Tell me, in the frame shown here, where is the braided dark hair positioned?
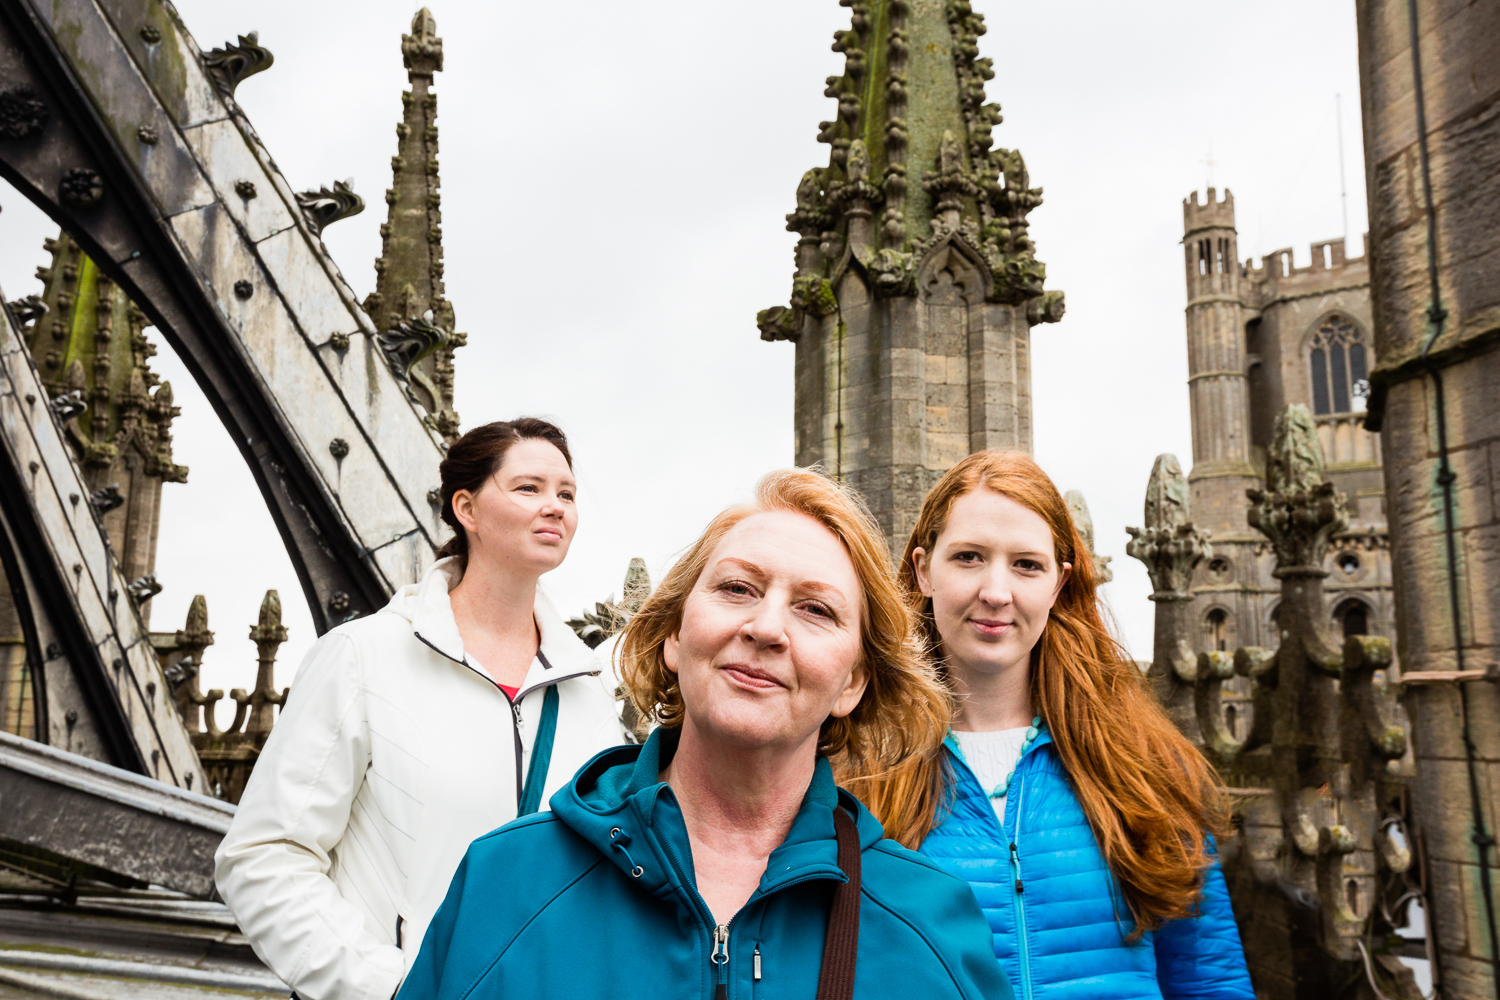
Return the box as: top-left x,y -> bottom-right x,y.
436,418 -> 573,570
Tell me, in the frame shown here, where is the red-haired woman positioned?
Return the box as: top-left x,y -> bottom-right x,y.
842,451 -> 1253,1000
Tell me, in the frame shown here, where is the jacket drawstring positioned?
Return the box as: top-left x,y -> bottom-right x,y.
610,827 -> 643,877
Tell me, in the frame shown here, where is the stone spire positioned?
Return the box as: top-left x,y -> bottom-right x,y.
757,0 -> 1065,553
365,7 -> 463,441
22,229 -> 186,625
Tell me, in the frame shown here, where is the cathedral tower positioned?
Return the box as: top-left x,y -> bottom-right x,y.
758,0 -> 1064,553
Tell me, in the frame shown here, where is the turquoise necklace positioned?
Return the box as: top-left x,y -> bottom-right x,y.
947,717 -> 1044,800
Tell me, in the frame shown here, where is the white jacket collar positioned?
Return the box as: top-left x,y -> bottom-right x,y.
385,557 -> 601,689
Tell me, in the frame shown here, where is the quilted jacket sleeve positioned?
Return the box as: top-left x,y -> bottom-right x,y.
1153,850 -> 1255,1000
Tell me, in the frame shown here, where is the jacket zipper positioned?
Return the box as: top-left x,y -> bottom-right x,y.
657,806 -> 848,998
415,630 -> 596,804
1009,767 -> 1034,1000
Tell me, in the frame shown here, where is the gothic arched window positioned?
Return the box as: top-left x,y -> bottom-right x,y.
1309,315 -> 1369,415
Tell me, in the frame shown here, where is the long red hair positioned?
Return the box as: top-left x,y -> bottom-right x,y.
839,451 -> 1228,935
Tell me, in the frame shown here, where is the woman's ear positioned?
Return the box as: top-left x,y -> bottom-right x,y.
451,488 -> 479,535
1053,561 -> 1073,602
829,659 -> 870,720
912,547 -> 933,597
663,634 -> 680,675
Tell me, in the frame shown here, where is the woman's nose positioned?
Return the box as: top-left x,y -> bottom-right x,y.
976,570 -> 1014,607
740,605 -> 789,649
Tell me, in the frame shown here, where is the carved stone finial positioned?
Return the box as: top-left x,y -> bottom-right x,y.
1064,489 -> 1112,584
921,130 -> 978,223
204,32 -> 275,100
89,484 -> 125,514
49,388 -> 87,422
250,589 -> 288,645
296,179 -> 365,237
621,557 -> 652,614
377,313 -> 450,386
1247,405 -> 1349,574
402,8 -> 444,77
6,294 -> 47,327
1125,454 -> 1212,599
127,573 -> 163,604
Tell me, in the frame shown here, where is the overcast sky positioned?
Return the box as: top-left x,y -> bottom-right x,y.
0,0 -> 1367,711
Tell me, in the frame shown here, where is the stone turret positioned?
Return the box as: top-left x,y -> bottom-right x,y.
758,0 -> 1064,553
365,7 -> 463,442
23,231 -> 186,618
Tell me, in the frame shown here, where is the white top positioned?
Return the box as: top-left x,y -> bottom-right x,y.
953,726 -> 1032,824
214,559 -> 627,1000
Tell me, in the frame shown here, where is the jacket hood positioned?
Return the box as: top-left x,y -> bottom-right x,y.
382,558 -> 601,693
551,728 -> 885,902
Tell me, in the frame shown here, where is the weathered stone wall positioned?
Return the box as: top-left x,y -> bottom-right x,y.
1357,0 -> 1500,993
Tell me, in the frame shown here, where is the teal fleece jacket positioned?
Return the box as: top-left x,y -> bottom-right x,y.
398,728 -> 1014,1000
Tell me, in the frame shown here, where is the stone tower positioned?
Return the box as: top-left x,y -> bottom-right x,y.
0,230 -> 187,736
364,7 -> 463,442
758,0 -> 1064,553
1180,189 -> 1389,666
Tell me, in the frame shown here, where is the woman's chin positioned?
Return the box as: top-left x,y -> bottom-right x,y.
685,703 -> 806,756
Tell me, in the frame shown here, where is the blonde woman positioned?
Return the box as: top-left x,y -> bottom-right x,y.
397,469 -> 1013,1000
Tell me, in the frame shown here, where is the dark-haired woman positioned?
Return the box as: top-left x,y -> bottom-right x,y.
216,418 -> 625,1000
842,451 -> 1253,1000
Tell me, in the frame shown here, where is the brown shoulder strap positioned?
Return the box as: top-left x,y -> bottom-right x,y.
816,806 -> 862,1000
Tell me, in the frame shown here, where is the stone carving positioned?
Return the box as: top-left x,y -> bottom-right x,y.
1126,454 -> 1212,739
203,32 -> 275,100
89,484 -> 125,515
234,179 -> 257,199
0,86 -> 48,139
1063,489 -> 1112,584
329,438 -> 349,460
368,10 -> 463,441
126,573 -> 162,604
1145,409 -> 1418,998
164,592 -> 290,803
295,179 -> 365,237
233,279 -> 253,300
138,24 -> 161,44
59,168 -> 103,208
6,294 -> 47,327
378,313 -> 450,387
568,558 -> 654,742
48,389 -> 87,422
136,125 -> 158,145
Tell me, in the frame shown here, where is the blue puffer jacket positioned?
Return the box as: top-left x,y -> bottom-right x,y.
398,728 -> 1014,1000
919,731 -> 1254,1000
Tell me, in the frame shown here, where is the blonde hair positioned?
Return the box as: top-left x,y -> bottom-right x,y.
842,451 -> 1228,936
618,469 -> 949,770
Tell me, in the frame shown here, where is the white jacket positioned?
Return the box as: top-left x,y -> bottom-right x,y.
214,560 -> 626,1000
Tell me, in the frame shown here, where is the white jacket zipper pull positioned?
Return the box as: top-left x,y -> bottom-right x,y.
511,698 -> 524,731
753,943 -> 761,980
